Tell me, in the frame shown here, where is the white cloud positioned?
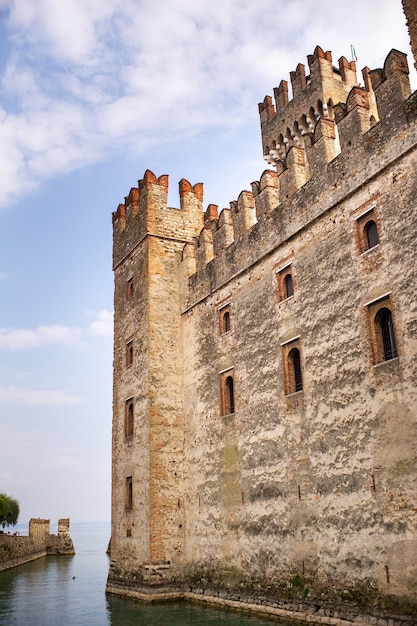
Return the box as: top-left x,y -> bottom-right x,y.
0,324 -> 82,350
7,0 -> 116,64
0,0 -> 414,209
0,386 -> 82,405
87,309 -> 113,337
0,309 -> 112,350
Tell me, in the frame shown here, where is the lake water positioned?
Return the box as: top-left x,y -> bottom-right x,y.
0,521 -> 287,626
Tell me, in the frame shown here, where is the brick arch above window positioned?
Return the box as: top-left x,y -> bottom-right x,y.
281,336 -> 303,395
365,294 -> 398,365
218,305 -> 231,334
276,261 -> 296,302
355,206 -> 380,254
219,368 -> 235,415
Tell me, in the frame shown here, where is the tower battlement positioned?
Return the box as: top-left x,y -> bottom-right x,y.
259,45 -> 362,163
180,48 -> 414,304
259,48 -> 410,171
112,169 -> 204,269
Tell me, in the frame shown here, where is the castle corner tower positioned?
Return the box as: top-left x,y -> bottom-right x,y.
108,171 -> 204,592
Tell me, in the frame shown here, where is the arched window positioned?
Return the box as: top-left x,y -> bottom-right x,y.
223,310 -> 231,333
219,304 -> 231,334
220,369 -> 235,415
356,208 -> 380,254
285,274 -> 294,298
126,340 -> 133,366
288,347 -> 303,393
225,376 -> 235,414
375,308 -> 397,361
285,346 -> 303,395
365,220 -> 379,249
277,262 -> 295,302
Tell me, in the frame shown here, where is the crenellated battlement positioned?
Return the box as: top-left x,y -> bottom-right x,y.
112,50 -> 412,278
180,48 -> 415,306
259,46 -> 364,166
112,169 -> 204,269
259,48 -> 411,174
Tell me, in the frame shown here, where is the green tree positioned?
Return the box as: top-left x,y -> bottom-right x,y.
0,493 -> 20,528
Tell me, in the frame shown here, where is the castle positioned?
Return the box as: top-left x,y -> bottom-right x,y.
107,3 -> 417,622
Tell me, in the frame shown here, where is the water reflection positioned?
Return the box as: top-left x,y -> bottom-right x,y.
0,556 -> 76,626
0,523 -> 289,626
106,596 -> 275,626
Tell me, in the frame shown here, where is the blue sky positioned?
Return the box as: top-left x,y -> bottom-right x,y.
0,0 -> 415,526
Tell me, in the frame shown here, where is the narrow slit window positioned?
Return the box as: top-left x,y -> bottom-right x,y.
285,274 -> 294,298
376,308 -> 397,361
126,341 -> 133,366
223,310 -> 231,333
126,477 -> 133,510
126,277 -> 134,300
220,369 -> 235,415
125,400 -> 134,438
282,339 -> 303,395
289,347 -> 303,392
225,376 -> 235,414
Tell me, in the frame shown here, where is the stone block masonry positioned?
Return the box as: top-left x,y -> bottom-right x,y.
108,3 -> 417,623
0,518 -> 75,572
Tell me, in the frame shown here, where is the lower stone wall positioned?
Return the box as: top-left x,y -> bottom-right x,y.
105,580 -> 417,626
0,530 -> 75,571
0,549 -> 47,572
185,587 -> 416,626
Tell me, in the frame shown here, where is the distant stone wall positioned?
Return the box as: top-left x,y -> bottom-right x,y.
58,518 -> 70,537
29,518 -> 50,541
0,518 -> 75,572
0,535 -> 47,571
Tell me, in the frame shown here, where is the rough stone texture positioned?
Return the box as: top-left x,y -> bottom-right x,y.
108,15 -> 417,625
0,518 -> 75,571
110,172 -> 204,585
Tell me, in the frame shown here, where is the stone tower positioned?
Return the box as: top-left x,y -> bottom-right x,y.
109,171 -> 203,589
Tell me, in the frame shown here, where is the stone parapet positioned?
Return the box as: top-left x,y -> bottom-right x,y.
0,518 -> 74,571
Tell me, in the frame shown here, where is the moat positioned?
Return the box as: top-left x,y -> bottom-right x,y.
0,522 -> 288,626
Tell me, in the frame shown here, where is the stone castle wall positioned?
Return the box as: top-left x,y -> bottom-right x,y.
0,518 -> 75,572
108,18 -> 417,625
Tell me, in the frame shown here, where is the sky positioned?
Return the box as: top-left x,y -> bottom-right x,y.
0,0 -> 415,527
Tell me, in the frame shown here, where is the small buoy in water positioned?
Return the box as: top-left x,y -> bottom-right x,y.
72,576 -> 75,579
